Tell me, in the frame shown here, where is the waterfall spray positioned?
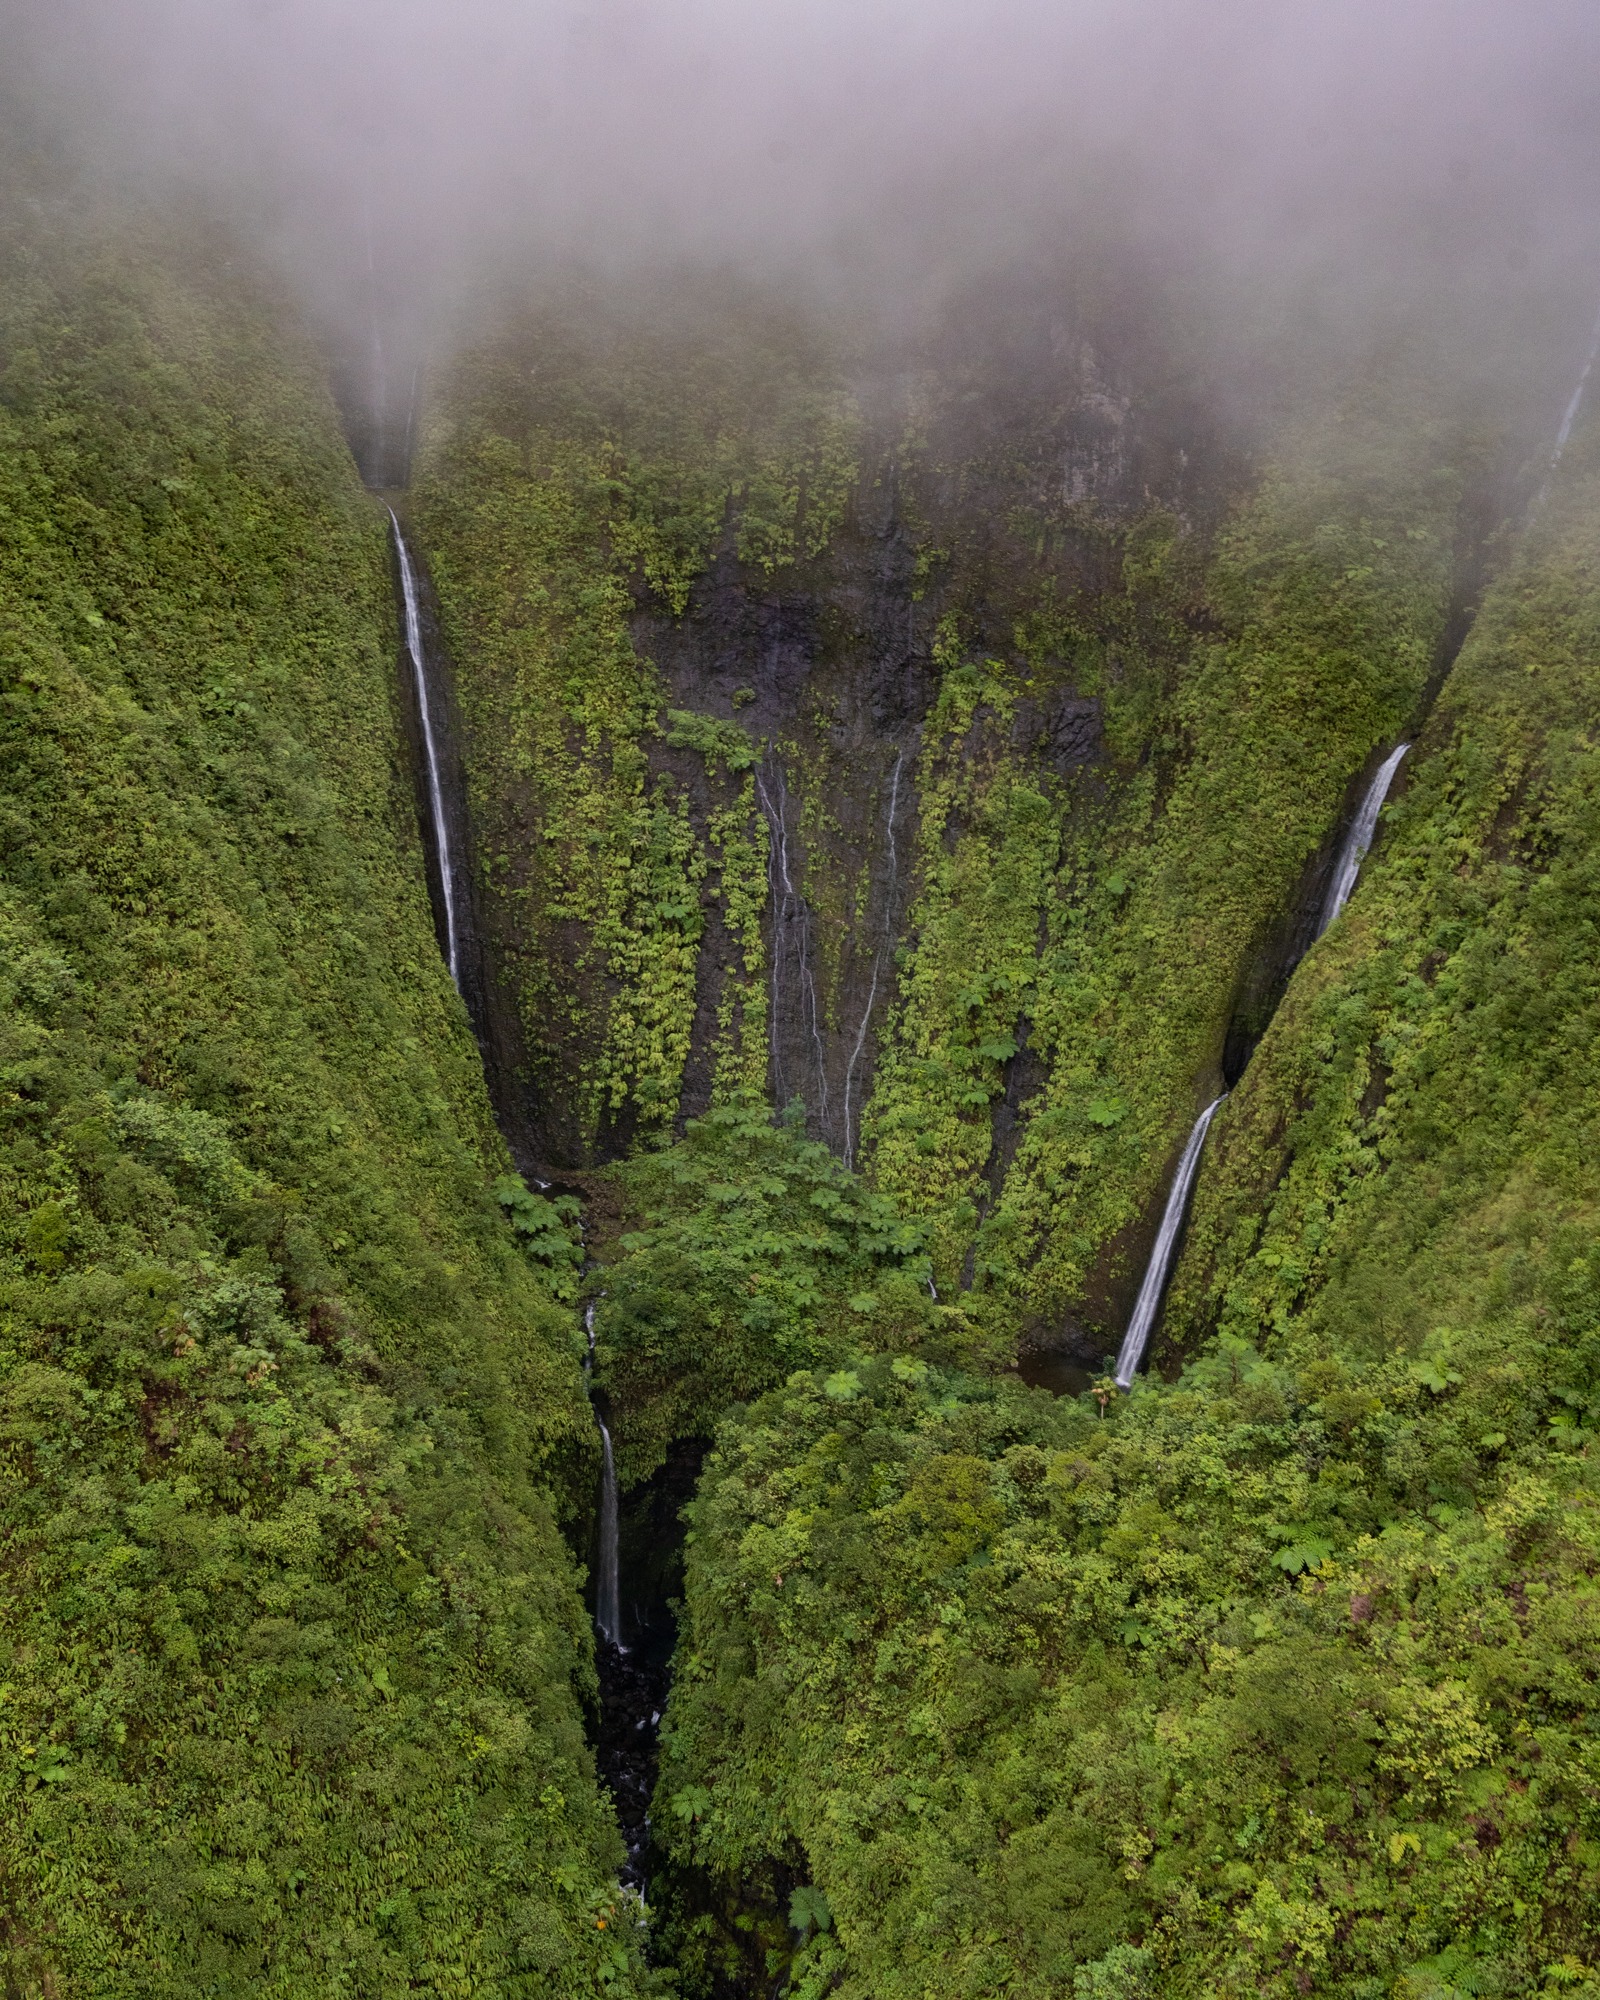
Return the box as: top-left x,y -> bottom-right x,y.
1317,743 -> 1409,938
1113,1096 -> 1226,1389
388,512 -> 460,987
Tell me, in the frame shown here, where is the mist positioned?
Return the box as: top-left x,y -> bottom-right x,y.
6,0 -> 1600,437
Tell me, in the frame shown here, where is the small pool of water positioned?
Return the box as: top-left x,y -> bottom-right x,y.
1014,1352 -> 1096,1399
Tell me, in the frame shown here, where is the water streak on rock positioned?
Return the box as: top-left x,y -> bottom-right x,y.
1113,1096 -> 1226,1389
1318,743 -> 1410,938
388,509 -> 460,985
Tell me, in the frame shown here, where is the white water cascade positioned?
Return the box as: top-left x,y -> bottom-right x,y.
756,759 -> 827,1122
595,1420 -> 622,1647
1550,303 -> 1600,475
584,1302 -> 623,1648
1113,1095 -> 1227,1389
841,748 -> 904,1164
1317,743 -> 1410,938
388,510 -> 461,986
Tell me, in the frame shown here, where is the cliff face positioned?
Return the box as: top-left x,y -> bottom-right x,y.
413,281 -> 1483,1371
649,410 -> 1600,2000
0,190 -> 642,1996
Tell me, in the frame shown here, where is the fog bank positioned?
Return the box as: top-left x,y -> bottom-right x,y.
6,1 -> 1600,431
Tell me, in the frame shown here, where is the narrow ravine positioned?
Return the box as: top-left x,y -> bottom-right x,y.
584,1300 -> 667,1892
1112,307 -> 1600,1386
374,485 -> 673,1900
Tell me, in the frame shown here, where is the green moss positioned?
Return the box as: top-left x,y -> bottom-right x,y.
0,195 -> 647,1995
411,291 -> 861,1156
654,402 -> 1600,2000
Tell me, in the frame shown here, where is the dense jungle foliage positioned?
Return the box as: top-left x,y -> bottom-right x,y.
8,152 -> 1600,2000
653,424 -> 1600,1995
0,189 -> 649,1996
412,293 -> 856,1161
413,292 -> 1479,1345
415,293 -> 1483,1482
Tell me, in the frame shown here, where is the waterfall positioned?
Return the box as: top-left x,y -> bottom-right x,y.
756,758 -> 827,1122
1112,1096 -> 1226,1389
584,1301 -> 624,1649
388,510 -> 461,987
1550,301 -> 1600,473
1317,743 -> 1409,938
1531,298 -> 1600,513
841,748 -> 904,1164
595,1419 -> 622,1647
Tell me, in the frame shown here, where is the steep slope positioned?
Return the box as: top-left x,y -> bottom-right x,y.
414,287 -> 1491,1506
0,192 -> 646,1995
651,416 -> 1600,1995
410,274 -> 1223,1195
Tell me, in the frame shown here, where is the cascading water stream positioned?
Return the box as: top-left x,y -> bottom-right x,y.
584,1302 -> 623,1649
1112,1096 -> 1226,1389
1548,301 -> 1600,477
1317,742 -> 1410,938
841,748 -> 904,1164
757,757 -> 828,1123
1117,750 -> 1403,1382
595,1423 -> 622,1648
388,510 -> 461,987
1112,298 -> 1600,1391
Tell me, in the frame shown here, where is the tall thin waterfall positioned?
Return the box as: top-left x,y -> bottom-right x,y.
1530,299 -> 1600,514
388,510 -> 460,986
841,748 -> 904,1164
756,758 -> 827,1122
1550,302 -> 1600,476
1318,743 -> 1409,938
595,1421 -> 622,1647
1113,1096 -> 1226,1389
584,1302 -> 623,1648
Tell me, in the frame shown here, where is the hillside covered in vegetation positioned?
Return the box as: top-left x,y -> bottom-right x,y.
7,150 -> 1600,2000
0,186 -> 646,1995
646,429 -> 1600,1999
408,281 -> 1600,2000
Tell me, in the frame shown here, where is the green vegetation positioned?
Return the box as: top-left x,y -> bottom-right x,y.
7,166 -> 1594,2000
412,291 -> 855,1156
417,286 -> 1478,1360
0,195 -> 647,1994
654,420 -> 1600,1993
871,402 -> 1466,1329
589,1094 -> 982,1488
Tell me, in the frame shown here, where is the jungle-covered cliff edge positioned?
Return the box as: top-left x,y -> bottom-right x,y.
0,166 -> 648,1993
5,138 -> 1600,2000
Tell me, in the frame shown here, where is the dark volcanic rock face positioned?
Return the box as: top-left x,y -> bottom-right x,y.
624,320 -> 1225,1157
